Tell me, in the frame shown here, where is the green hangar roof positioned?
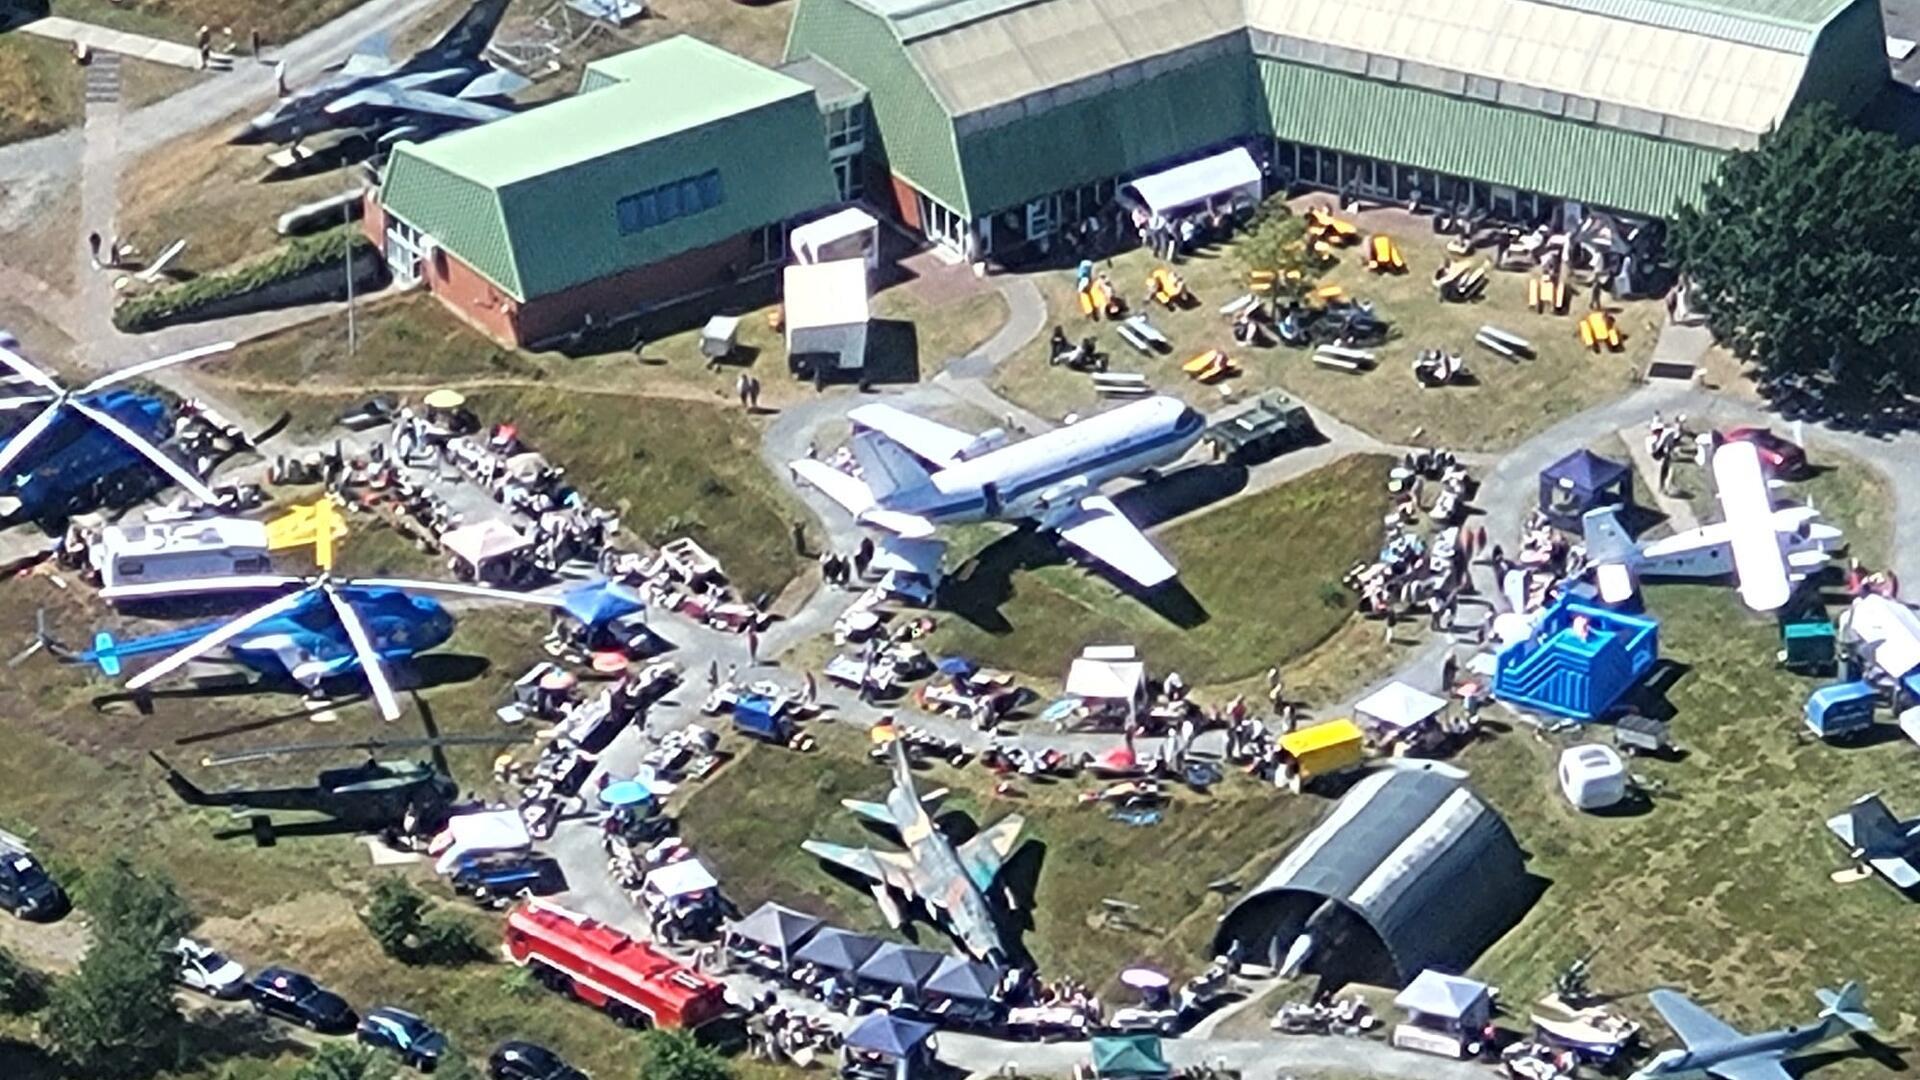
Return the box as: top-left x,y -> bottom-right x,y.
379,36 -> 837,302
786,0 -> 1884,219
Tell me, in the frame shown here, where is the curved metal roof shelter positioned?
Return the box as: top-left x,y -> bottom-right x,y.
1214,768 -> 1534,987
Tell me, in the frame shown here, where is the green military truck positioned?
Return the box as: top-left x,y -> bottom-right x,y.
1204,391 -> 1315,463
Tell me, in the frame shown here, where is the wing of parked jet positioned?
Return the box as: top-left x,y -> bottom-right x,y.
801,840 -> 915,888
324,85 -> 512,124
1054,495 -> 1176,587
456,68 -> 532,100
1702,1059 -> 1795,1080
338,32 -> 393,75
1712,440 -> 1792,612
955,815 -> 1025,890
1650,989 -> 1742,1047
849,404 -> 972,468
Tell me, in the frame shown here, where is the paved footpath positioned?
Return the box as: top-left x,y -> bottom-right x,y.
18,16 -> 214,69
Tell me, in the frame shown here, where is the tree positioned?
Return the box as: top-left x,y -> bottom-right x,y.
1235,204 -> 1321,298
414,910 -> 484,966
1671,103 -> 1920,396
360,877 -> 426,960
635,1029 -> 731,1080
44,933 -> 181,1077
293,1043 -> 398,1080
43,856 -> 194,1077
0,944 -> 47,1015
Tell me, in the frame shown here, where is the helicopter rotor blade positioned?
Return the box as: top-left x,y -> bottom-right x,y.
325,585 -> 403,722
68,398 -> 222,504
0,402 -> 65,477
0,394 -> 56,412
349,578 -> 567,607
101,574 -> 307,603
77,341 -> 236,395
0,338 -> 63,394
126,587 -> 315,691
200,732 -> 534,768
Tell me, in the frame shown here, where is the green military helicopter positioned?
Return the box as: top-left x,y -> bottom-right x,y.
150,731 -> 529,845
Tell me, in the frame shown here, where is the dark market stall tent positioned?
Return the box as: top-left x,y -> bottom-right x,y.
1538,448 -> 1633,530
794,927 -> 883,974
857,943 -> 946,1001
726,901 -> 823,965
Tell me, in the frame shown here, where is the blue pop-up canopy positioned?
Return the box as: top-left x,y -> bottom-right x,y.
561,581 -> 645,626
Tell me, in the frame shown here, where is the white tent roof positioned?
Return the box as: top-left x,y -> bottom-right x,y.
784,259 -> 870,332
1066,657 -> 1146,700
1846,595 -> 1920,679
646,857 -> 720,898
1124,147 -> 1261,217
1394,969 -> 1490,1020
791,207 -> 879,259
442,519 -> 531,566
1355,681 -> 1447,730
429,809 -> 532,874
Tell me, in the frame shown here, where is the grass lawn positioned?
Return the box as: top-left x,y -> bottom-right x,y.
922,453 -> 1391,687
1466,582 -> 1920,1049
51,0 -> 371,45
678,722 -> 1326,993
992,199 -> 1660,450
206,297 -> 820,599
0,33 -> 82,146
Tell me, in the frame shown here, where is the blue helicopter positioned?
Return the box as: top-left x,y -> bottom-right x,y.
83,572 -> 566,720
0,332 -> 234,523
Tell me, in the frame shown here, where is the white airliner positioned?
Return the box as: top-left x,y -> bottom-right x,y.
791,396 -> 1206,587
1583,439 -> 1843,612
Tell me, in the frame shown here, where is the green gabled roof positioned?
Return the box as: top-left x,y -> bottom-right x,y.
1257,59 -> 1728,219
380,36 -> 836,301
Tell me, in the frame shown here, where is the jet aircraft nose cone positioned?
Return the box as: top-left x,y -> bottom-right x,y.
228,123 -> 264,144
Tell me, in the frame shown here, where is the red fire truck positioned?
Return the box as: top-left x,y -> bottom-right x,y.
504,900 -> 728,1029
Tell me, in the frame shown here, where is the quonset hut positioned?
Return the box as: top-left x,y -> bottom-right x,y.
1214,768 -> 1534,988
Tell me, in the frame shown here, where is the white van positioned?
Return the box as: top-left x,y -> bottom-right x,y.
92,517 -> 273,592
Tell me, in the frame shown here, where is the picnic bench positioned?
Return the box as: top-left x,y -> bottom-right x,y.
1092,372 -> 1150,397
1114,321 -> 1152,354
1183,350 -> 1236,383
1118,314 -> 1169,354
1475,325 -> 1533,359
1314,345 -> 1375,372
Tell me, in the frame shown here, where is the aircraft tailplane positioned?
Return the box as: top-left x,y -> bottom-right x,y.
147,753 -> 216,806
428,0 -> 512,60
1581,505 -> 1638,565
851,431 -> 935,503
1816,981 -> 1874,1034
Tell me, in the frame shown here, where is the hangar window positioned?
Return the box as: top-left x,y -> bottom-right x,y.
615,170 -> 726,234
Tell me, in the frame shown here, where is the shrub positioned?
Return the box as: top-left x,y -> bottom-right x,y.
360,877 -> 426,960
0,944 -> 47,1014
416,910 -> 486,966
114,229 -> 374,333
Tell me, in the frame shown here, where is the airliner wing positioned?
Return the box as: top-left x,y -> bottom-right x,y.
849,404 -> 972,468
1054,495 -> 1176,587
791,459 -> 875,516
1712,441 -> 1791,611
1649,989 -> 1741,1048
1704,1058 -> 1794,1080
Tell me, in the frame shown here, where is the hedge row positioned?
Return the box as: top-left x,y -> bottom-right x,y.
114,228 -> 372,333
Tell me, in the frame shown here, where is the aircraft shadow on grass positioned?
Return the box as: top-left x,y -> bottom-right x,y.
93,652 -> 492,725
936,460 -> 1244,635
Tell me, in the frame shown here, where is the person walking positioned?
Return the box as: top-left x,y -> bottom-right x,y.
746,628 -> 760,665
736,372 -> 751,409
87,232 -> 102,270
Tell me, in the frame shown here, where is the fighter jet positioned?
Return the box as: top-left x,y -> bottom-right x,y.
802,738 -> 1025,963
231,0 -> 526,147
1827,793 -> 1920,893
1633,982 -> 1874,1080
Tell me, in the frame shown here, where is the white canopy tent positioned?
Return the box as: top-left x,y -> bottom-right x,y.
1122,147 -> 1262,219
1066,645 -> 1147,705
429,809 -> 532,874
784,258 -> 870,371
1394,970 -> 1492,1027
791,207 -> 881,269
1842,594 -> 1920,679
1355,681 -> 1447,732
645,858 -> 720,900
441,520 -> 531,570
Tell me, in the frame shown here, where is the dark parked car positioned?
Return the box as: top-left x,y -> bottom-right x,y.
489,1040 -> 587,1080
245,967 -> 356,1033
1718,426 -> 1808,478
0,833 -> 68,921
358,1006 -> 449,1071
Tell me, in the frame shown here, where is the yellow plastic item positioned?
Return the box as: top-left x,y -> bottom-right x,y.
1367,235 -> 1404,272
266,497 -> 349,569
1278,718 -> 1367,778
1182,349 -> 1234,382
